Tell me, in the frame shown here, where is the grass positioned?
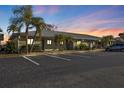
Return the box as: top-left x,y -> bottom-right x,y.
0,54 -> 20,58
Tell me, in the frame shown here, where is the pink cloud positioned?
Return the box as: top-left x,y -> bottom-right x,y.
90,28 -> 124,37
48,6 -> 59,15
65,28 -> 124,37
90,18 -> 124,26
56,6 -> 118,27
58,17 -> 124,35
33,6 -> 124,37
34,6 -> 59,15
56,6 -> 124,38
33,6 -> 46,15
83,6 -> 118,19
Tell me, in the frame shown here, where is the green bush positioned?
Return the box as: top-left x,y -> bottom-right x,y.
20,45 -> 40,52
5,41 -> 17,53
32,45 -> 40,52
20,45 -> 26,52
79,44 -> 89,50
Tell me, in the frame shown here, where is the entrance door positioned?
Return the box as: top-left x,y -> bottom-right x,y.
66,41 -> 73,50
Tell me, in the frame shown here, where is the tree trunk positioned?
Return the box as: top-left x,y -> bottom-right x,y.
30,30 -> 38,53
39,30 -> 42,51
25,26 -> 29,55
57,42 -> 60,51
17,35 -> 20,54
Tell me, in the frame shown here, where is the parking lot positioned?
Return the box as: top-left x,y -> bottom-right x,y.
0,51 -> 124,87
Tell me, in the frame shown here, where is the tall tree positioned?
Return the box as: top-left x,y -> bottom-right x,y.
65,36 -> 73,43
119,33 -> 124,40
30,17 -> 44,52
7,24 -> 18,34
11,5 -> 33,54
54,34 -> 66,50
101,35 -> 114,47
65,36 -> 73,50
7,23 -> 23,53
30,17 -> 54,52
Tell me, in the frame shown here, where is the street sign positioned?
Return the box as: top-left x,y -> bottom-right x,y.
0,34 -> 4,41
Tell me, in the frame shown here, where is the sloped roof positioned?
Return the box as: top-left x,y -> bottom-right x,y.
29,30 -> 100,41
10,30 -> 100,41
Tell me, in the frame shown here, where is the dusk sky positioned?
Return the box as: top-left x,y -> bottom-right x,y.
0,5 -> 124,39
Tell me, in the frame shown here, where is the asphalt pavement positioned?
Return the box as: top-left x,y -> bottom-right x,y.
0,51 -> 124,87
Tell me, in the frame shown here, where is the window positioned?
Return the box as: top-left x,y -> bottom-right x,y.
60,41 -> 64,45
76,41 -> 81,45
28,39 -> 33,45
47,40 -> 52,45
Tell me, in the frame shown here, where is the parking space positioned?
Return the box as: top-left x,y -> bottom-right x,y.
0,51 -> 124,87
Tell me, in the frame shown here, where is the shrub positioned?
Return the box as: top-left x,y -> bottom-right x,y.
20,45 -> 40,52
32,45 -> 40,52
79,44 -> 89,50
5,41 -> 17,54
20,45 -> 26,53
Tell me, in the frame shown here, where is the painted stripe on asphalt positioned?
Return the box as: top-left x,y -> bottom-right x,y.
44,54 -> 71,61
22,56 -> 40,66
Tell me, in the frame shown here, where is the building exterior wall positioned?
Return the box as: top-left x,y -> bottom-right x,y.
73,40 -> 91,49
11,35 -> 99,51
43,37 -> 66,51
19,41 -> 26,46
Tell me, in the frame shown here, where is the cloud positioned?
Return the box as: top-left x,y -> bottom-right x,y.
33,6 -> 46,15
58,17 -> 124,33
33,5 -> 59,15
48,6 -> 59,15
64,28 -> 124,37
81,28 -> 124,37
56,6 -> 118,27
55,6 -> 124,37
81,6 -> 118,19
62,17 -> 124,37
33,6 -> 124,37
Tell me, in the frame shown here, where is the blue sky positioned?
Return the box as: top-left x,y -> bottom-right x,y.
0,5 -> 124,37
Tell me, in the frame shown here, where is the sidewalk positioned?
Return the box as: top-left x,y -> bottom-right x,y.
0,49 -> 105,58
26,49 -> 105,56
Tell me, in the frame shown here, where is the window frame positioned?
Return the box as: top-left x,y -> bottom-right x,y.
47,40 -> 52,45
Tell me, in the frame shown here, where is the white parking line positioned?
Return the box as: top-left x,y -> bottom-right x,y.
22,56 -> 40,66
44,54 -> 71,61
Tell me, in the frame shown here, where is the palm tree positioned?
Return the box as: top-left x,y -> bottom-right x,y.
11,5 -> 33,54
29,17 -> 44,52
65,36 -> 73,43
119,33 -> 124,40
7,24 -> 18,34
101,35 -> 114,47
54,34 -> 66,50
29,17 -> 54,52
7,24 -> 22,53
65,36 -> 73,50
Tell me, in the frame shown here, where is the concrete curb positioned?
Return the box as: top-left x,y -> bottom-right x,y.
0,49 -> 105,58
25,49 -> 105,56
